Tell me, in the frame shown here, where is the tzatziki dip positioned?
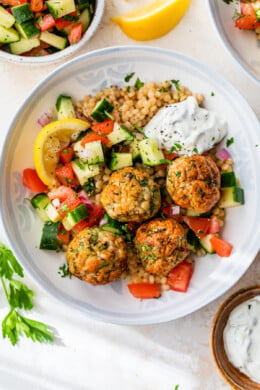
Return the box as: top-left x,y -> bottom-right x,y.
223,295 -> 260,384
143,96 -> 227,155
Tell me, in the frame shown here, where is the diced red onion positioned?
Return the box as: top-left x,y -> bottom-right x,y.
170,205 -> 180,216
37,111 -> 52,127
6,7 -> 12,13
78,190 -> 93,208
75,110 -> 88,121
216,148 -> 231,161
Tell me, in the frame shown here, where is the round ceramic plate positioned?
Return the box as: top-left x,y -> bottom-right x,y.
207,0 -> 260,84
1,46 -> 260,325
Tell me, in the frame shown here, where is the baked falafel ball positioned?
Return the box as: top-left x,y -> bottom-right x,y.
66,227 -> 127,285
135,218 -> 189,275
166,155 -> 220,214
100,167 -> 161,223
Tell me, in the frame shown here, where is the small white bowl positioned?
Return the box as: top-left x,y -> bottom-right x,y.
0,0 -> 105,65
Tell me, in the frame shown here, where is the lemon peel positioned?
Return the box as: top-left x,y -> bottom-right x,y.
33,118 -> 89,187
111,0 -> 191,41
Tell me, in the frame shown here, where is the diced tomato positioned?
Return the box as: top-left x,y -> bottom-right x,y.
68,23 -> 82,45
128,283 -> 161,299
183,216 -> 211,238
57,224 -> 70,246
91,118 -> 115,135
163,150 -> 178,161
22,168 -> 48,192
81,132 -> 110,147
208,216 -> 220,234
59,146 -> 74,164
2,0 -> 27,5
210,236 -> 233,257
37,14 -> 56,31
168,261 -> 193,293
30,0 -> 44,12
71,219 -> 89,236
84,204 -> 104,227
55,163 -> 78,188
235,4 -> 260,29
55,18 -> 73,30
48,186 -> 82,218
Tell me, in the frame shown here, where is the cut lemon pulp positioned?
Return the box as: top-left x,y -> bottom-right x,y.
111,0 -> 191,41
33,118 -> 89,187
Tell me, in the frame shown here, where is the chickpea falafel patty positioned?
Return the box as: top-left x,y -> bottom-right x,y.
166,155 -> 221,214
135,218 -> 189,276
66,228 -> 127,285
100,167 -> 161,223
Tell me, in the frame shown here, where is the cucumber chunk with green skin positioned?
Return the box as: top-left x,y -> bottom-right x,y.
0,6 -> 15,28
107,123 -> 134,146
12,4 -> 34,24
0,25 -> 19,43
16,20 -> 40,39
46,0 -> 76,19
218,187 -> 245,208
40,221 -> 59,250
108,151 -> 133,171
221,172 -> 236,188
130,137 -> 142,160
187,229 -> 200,252
44,203 -> 62,222
91,99 -> 114,122
40,31 -> 67,50
56,95 -> 76,120
71,158 -> 100,185
75,0 -> 91,11
185,209 -> 211,217
74,140 -> 105,165
9,37 -> 40,55
62,204 -> 89,231
30,193 -> 50,221
79,7 -> 91,31
139,138 -> 165,166
101,214 -> 123,235
199,234 -> 215,254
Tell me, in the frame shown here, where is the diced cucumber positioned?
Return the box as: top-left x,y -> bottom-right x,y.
79,7 -> 91,31
56,94 -> 75,120
199,234 -> 216,254
45,202 -> 62,222
75,0 -> 91,11
187,229 -> 200,252
30,193 -> 50,222
12,4 -> 34,24
108,152 -> 133,171
101,214 -> 123,235
218,187 -> 245,208
73,140 -> 104,164
90,98 -> 114,122
15,20 -> 40,39
40,221 -> 59,250
40,31 -> 67,50
46,0 -> 76,19
107,123 -> 134,146
130,137 -> 142,160
9,37 -> 40,54
71,158 -> 100,185
221,172 -> 236,188
0,25 -> 19,44
139,138 -> 165,166
0,6 -> 15,28
62,204 -> 89,230
185,209 -> 210,217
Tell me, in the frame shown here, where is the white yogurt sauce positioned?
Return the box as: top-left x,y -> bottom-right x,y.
144,96 -> 227,155
223,295 -> 260,384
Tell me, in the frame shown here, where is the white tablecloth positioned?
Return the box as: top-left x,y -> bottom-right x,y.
0,1 -> 259,389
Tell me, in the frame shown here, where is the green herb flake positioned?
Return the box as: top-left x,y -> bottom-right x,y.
58,264 -> 71,278
211,91 -> 215,96
171,79 -> 180,91
98,262 -> 110,269
83,177 -> 95,197
193,147 -> 199,153
61,204 -> 70,212
124,72 -> 135,82
134,78 -> 144,90
175,171 -> 181,177
126,86 -> 131,93
226,137 -> 234,147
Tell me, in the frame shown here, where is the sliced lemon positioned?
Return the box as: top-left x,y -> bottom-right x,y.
111,0 -> 191,41
33,118 -> 89,187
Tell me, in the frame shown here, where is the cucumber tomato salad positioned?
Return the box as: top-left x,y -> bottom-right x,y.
22,90 -> 245,299
233,0 -> 260,38
0,0 -> 94,56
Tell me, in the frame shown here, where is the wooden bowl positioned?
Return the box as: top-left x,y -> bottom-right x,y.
211,285 -> 260,390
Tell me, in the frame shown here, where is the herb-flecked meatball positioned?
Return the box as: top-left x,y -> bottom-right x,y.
100,167 -> 161,223
66,228 -> 127,285
166,155 -> 220,214
135,218 -> 189,275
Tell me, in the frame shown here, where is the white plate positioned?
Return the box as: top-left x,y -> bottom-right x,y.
207,0 -> 260,83
1,46 -> 260,325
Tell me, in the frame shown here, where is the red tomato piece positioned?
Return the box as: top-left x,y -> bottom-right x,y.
91,118 -> 115,135
30,0 -> 44,12
68,23 -> 83,45
168,261 -> 193,293
55,18 -> 73,30
38,14 -> 56,31
71,219 -> 89,236
55,163 -> 78,188
210,236 -> 233,257
59,146 -> 74,164
128,283 -> 161,299
48,186 -> 81,218
85,204 -> 104,227
183,216 -> 211,238
2,0 -> 27,5
81,132 -> 110,147
57,224 -> 70,246
163,149 -> 178,161
208,216 -> 220,234
22,168 -> 48,192
235,4 -> 260,29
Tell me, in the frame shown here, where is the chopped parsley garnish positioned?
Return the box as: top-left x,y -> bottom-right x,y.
166,143 -> 182,154
124,72 -> 135,82
248,304 -> 252,310
175,171 -> 181,177
134,78 -> 144,90
104,110 -> 115,121
171,79 -> 180,91
58,264 -> 71,278
158,87 -> 169,92
193,147 -> 199,153
126,86 -> 131,93
83,177 -> 95,197
211,91 -> 215,96
62,149 -> 70,154
98,262 -> 110,269
132,124 -> 146,136
223,0 -> 233,4
226,137 -> 234,147
61,204 -> 70,212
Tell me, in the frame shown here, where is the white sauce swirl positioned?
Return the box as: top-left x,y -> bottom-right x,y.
144,96 -> 227,155
223,295 -> 260,384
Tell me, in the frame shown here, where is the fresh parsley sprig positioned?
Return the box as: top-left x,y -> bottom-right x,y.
0,243 -> 54,346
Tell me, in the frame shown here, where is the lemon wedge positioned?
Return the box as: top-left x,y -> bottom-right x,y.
33,118 -> 89,187
111,0 -> 191,41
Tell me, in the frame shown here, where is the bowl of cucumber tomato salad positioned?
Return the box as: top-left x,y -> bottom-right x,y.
2,47 -> 260,324
0,0 -> 104,63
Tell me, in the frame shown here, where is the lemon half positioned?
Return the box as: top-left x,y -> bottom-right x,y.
111,0 -> 191,41
33,118 -> 89,187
